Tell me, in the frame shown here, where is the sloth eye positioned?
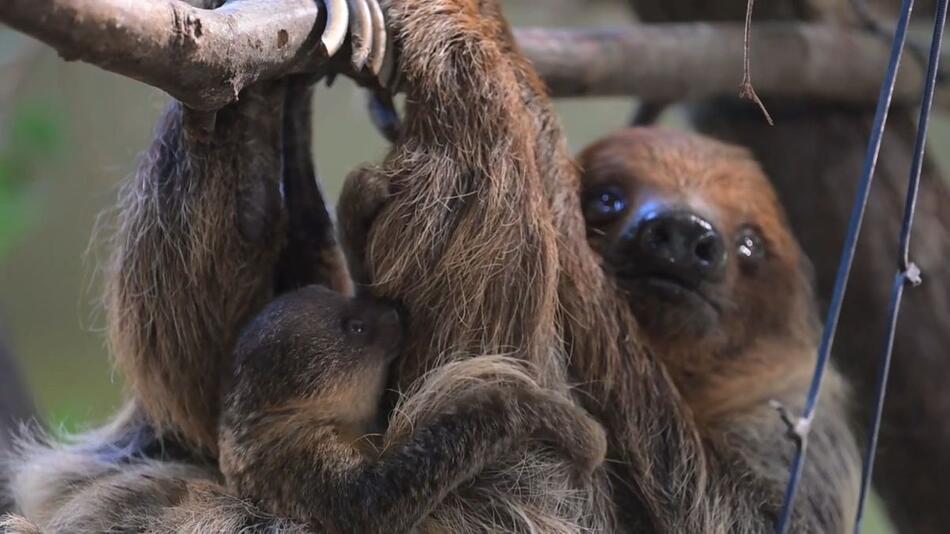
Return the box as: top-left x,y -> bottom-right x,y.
583,187 -> 628,225
736,226 -> 766,269
345,318 -> 367,336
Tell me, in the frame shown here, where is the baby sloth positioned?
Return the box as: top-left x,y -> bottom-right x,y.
218,285 -> 606,533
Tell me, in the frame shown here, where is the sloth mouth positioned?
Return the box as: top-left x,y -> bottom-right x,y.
620,273 -> 722,315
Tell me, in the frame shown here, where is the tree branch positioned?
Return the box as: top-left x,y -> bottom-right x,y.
515,23 -> 947,107
1,1 -> 947,109
0,0 -> 332,110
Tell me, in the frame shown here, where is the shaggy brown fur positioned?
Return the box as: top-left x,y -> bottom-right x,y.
340,2 -> 859,532
4,78 -> 319,532
219,286 -> 606,532
0,514 -> 41,534
5,423 -> 304,532
104,78 -> 353,453
578,128 -> 861,528
4,1 -> 859,532
3,21 -> 606,532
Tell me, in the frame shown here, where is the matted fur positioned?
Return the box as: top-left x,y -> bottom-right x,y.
343,0 -> 860,532
0,514 -> 42,534
104,84 -> 290,452
4,358 -> 607,533
389,356 -> 612,533
3,29 -> 610,531
4,0 -> 859,532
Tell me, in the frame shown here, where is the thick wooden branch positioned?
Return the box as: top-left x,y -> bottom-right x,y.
3,0 -> 947,109
0,0 -> 331,110
515,24 -> 948,107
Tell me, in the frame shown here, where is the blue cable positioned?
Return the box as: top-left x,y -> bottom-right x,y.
854,0 -> 947,532
773,0 -> 917,531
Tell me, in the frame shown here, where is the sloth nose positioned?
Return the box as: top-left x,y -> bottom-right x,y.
621,209 -> 727,285
372,303 -> 405,352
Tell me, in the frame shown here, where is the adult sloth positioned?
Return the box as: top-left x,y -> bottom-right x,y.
339,1 -> 858,532
3,2 -> 605,532
3,0 -> 856,532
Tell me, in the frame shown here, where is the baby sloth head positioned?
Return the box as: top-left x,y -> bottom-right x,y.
225,285 -> 404,433
579,128 -> 818,359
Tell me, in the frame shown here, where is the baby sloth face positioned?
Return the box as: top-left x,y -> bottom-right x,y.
579,128 -> 815,355
228,285 -> 404,429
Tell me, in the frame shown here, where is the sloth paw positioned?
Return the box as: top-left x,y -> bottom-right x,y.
546,402 -> 608,482
515,389 -> 608,482
338,166 -> 392,287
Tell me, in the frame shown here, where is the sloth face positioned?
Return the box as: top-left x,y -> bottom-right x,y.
578,128 -> 815,354
228,285 -> 404,426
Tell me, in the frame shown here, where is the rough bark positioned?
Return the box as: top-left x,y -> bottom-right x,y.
0,0 -> 332,111
628,1 -> 950,532
2,0 -> 948,109
514,24 -> 943,105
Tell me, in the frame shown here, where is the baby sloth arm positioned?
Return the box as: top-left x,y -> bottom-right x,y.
223,388 -> 603,533
218,289 -> 606,534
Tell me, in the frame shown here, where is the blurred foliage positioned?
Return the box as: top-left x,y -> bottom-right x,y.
0,102 -> 65,257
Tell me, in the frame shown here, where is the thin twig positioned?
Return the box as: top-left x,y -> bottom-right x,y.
739,0 -> 775,125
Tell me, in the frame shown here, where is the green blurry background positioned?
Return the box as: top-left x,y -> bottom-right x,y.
2,2 -> 945,531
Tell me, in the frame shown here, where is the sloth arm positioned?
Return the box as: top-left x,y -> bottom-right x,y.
11,78 -> 350,533
498,15 -> 859,534
107,78 -> 349,452
501,16 -> 859,534
225,390 -> 601,534
346,1 -> 858,532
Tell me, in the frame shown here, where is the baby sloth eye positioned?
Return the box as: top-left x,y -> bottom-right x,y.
735,226 -> 766,268
583,186 -> 628,225
345,318 -> 367,336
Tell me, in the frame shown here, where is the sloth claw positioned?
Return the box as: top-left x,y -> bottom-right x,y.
377,27 -> 398,89
365,0 -> 388,77
322,0 -> 349,58
346,0 -> 373,70
323,0 -> 391,86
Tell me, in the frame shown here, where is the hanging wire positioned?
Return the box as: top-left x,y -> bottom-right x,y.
854,0 -> 947,531
773,0 -> 918,532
